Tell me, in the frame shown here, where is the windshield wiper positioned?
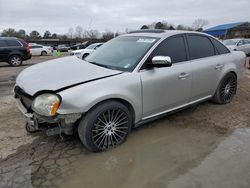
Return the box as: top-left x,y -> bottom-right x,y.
87,61 -> 115,69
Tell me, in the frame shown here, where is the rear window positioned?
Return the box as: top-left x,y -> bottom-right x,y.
210,38 -> 230,54
6,40 -> 22,47
187,35 -> 215,60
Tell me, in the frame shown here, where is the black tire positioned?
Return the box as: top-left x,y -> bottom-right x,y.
41,51 -> 47,56
82,53 -> 89,60
25,123 -> 39,133
78,101 -> 132,152
8,55 -> 23,67
212,73 -> 237,104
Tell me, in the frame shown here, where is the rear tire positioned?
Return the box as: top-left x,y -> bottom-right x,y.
41,51 -> 47,56
78,101 -> 132,152
212,73 -> 237,104
8,55 -> 23,67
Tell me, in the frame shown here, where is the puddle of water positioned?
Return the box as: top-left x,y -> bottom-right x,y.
56,123 -> 225,188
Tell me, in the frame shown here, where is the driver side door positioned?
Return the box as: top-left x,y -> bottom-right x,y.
139,35 -> 192,119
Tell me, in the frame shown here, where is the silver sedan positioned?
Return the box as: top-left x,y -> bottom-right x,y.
14,30 -> 246,152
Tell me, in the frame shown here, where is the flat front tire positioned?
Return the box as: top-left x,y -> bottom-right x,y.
78,101 -> 132,152
212,73 -> 237,104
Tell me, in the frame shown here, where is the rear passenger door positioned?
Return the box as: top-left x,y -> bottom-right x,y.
187,34 -> 229,101
0,40 -> 9,62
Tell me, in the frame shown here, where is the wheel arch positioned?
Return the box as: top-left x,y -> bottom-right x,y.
8,53 -> 23,60
87,98 -> 136,126
214,70 -> 238,96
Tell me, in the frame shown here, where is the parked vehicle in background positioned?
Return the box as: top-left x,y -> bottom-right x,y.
0,37 -> 32,66
223,38 -> 250,55
29,43 -> 53,56
70,43 -> 104,59
15,30 -> 246,152
70,41 -> 91,50
57,45 -> 69,52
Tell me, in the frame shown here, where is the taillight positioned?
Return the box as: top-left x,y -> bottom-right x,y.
23,40 -> 30,53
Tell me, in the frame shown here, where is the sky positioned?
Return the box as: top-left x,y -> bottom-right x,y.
0,0 -> 249,35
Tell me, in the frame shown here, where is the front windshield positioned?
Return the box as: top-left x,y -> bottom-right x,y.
85,36 -> 158,71
223,39 -> 239,46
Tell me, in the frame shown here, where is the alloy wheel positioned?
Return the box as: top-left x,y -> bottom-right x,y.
10,56 -> 22,66
92,108 -> 129,150
219,76 -> 237,103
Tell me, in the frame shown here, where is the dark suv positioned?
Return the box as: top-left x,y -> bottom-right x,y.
0,37 -> 32,66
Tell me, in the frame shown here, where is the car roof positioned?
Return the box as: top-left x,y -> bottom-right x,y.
122,29 -> 210,39
0,37 -> 19,40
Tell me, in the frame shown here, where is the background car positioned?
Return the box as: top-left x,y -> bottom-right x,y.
0,37 -> 31,66
56,45 -> 70,52
223,38 -> 250,55
70,43 -> 104,59
70,41 -> 91,50
29,43 -> 53,56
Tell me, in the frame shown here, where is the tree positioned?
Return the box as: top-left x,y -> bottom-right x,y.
29,30 -> 41,40
75,25 -> 83,39
154,22 -> 167,29
60,35 -> 68,40
192,19 -> 208,31
84,29 -> 100,39
176,24 -> 194,31
16,29 -> 26,39
154,21 -> 174,30
141,25 -> 149,30
1,28 -> 17,37
51,33 -> 58,39
169,25 -> 175,30
68,27 -> 74,39
43,30 -> 51,39
102,30 -> 114,41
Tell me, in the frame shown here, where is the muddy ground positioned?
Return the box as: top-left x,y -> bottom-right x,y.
0,56 -> 250,188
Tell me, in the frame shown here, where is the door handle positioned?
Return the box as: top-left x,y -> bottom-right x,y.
215,64 -> 224,70
178,73 -> 190,80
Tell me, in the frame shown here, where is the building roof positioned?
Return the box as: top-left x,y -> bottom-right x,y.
203,22 -> 247,37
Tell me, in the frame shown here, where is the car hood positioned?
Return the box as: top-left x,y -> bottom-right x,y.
16,56 -> 123,96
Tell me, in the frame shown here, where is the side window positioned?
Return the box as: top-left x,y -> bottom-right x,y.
187,35 -> 215,59
238,40 -> 244,46
6,40 -> 22,47
0,40 -> 7,47
37,46 -> 43,48
210,38 -> 230,54
150,36 -> 187,64
243,40 -> 249,45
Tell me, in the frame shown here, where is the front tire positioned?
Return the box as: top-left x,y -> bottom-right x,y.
82,53 -> 89,60
78,101 -> 132,152
8,55 -> 23,66
212,73 -> 237,104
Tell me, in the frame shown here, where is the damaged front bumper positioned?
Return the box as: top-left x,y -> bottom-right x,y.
15,98 -> 82,136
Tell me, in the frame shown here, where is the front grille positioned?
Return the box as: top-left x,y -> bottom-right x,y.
14,86 -> 33,110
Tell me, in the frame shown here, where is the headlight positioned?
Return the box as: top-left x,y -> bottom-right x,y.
32,94 -> 61,116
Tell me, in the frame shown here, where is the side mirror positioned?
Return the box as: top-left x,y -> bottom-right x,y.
147,56 -> 172,68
